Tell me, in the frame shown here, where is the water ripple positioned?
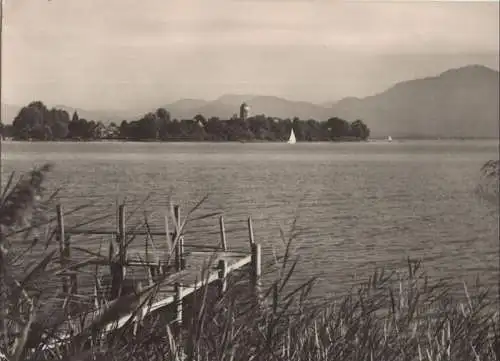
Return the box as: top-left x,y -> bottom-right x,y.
2,140 -> 498,299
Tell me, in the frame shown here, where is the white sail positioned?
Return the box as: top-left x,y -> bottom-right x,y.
287,128 -> 296,144
387,135 -> 392,142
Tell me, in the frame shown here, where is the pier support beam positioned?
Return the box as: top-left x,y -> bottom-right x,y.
247,216 -> 255,246
248,217 -> 261,304
219,216 -> 228,251
251,243 -> 262,304
111,204 -> 126,299
174,282 -> 183,325
173,205 -> 185,271
218,259 -> 228,296
117,204 -> 126,266
176,236 -> 185,272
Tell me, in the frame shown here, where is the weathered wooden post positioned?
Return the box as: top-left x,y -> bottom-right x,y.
247,216 -> 255,246
251,243 -> 262,307
173,205 -> 185,271
133,282 -> 145,336
118,204 -> 126,266
174,282 -> 183,328
174,204 -> 181,231
175,236 -> 185,272
174,281 -> 185,359
147,266 -> 154,286
217,259 -> 228,295
69,247 -> 78,296
180,236 -> 185,269
251,243 -> 262,292
56,204 -> 68,294
65,235 -> 78,296
93,283 -> 100,310
162,214 -> 172,275
248,216 -> 262,304
111,204 -> 126,299
219,216 -> 228,251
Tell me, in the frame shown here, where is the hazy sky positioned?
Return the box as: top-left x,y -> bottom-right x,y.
2,0 -> 499,111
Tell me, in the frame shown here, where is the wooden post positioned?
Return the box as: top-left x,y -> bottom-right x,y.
111,204 -> 126,299
147,267 -> 154,286
180,236 -> 185,269
219,216 -> 227,251
248,216 -> 255,247
176,236 -> 185,271
174,282 -> 183,325
133,282 -> 144,336
117,204 -> 126,265
251,243 -> 262,303
56,204 -> 68,294
174,205 -> 181,231
175,236 -> 180,272
217,259 -> 228,295
164,214 -> 171,273
93,283 -> 100,310
66,235 -> 78,295
174,282 -> 185,359
173,205 -> 185,271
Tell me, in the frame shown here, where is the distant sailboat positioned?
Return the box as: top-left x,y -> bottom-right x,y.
387,135 -> 393,142
287,128 -> 297,144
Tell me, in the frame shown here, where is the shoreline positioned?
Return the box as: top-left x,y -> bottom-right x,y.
1,137 -> 497,144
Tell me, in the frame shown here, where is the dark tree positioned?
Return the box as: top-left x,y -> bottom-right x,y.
138,112 -> 159,140
12,103 -> 45,140
349,119 -> 370,140
326,117 -> 350,139
204,117 -> 227,141
156,108 -> 171,141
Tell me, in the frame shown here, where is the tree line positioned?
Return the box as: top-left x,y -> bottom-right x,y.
0,101 -> 370,142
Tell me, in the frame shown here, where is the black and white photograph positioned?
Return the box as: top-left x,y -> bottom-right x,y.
0,0 -> 499,360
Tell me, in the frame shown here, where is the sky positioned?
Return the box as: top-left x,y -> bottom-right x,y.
1,0 -> 499,111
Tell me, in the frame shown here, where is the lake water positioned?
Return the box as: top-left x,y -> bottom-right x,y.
1,140 -> 498,301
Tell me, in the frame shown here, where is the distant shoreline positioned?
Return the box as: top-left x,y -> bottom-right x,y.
1,138 -> 369,143
1,137 -> 497,143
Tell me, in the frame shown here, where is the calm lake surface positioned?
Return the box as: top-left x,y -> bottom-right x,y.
1,140 -> 498,301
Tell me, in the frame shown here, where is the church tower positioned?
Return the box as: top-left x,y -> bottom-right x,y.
239,102 -> 250,120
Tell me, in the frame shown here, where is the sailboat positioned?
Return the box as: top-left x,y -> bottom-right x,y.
387,135 -> 393,143
287,128 -> 297,144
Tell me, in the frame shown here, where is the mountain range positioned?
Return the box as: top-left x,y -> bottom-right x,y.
2,64 -> 498,138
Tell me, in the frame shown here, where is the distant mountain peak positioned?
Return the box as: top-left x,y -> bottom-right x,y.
437,64 -> 499,81
216,94 -> 258,104
440,64 -> 497,75
330,63 -> 499,138
168,98 -> 208,108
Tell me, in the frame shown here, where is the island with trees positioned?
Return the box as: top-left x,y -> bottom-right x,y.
0,100 -> 370,142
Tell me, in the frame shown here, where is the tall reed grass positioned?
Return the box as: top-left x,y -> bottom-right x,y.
0,164 -> 498,361
476,159 -> 499,206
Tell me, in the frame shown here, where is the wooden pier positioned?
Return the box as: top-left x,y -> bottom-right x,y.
46,202 -> 262,344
